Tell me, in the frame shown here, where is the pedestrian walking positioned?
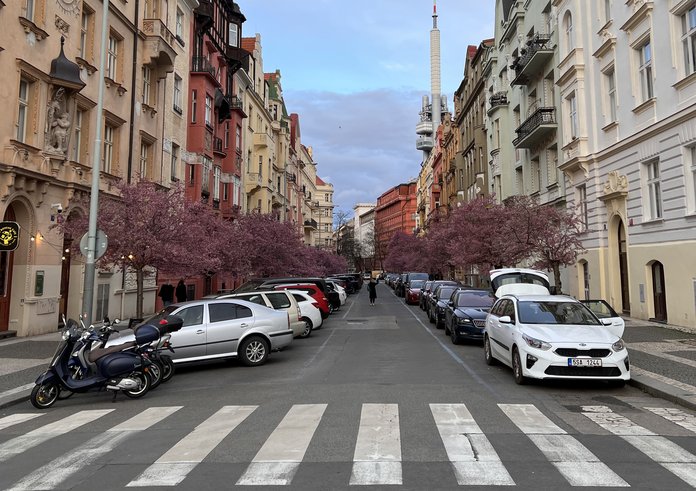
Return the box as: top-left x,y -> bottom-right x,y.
158,282 -> 174,307
175,279 -> 187,303
367,278 -> 377,306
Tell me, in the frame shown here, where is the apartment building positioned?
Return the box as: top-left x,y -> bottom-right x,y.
374,182 -> 418,257
0,0 -> 201,335
556,0 -> 696,328
315,176 -> 334,250
265,70 -> 291,221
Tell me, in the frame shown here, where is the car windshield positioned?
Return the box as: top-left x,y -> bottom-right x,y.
518,301 -> 600,325
410,280 -> 425,289
457,292 -> 495,308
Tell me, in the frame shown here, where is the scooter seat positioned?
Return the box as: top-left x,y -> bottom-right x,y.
88,341 -> 136,362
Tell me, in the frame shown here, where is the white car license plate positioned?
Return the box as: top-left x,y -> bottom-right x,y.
568,358 -> 603,367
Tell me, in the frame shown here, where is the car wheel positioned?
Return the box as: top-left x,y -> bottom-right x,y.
450,325 -> 459,345
512,347 -> 526,385
299,318 -> 313,339
484,335 -> 496,366
239,336 -> 269,367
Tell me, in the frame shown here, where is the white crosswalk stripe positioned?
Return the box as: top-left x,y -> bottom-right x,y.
8,407 -> 181,491
127,405 -> 257,487
583,405 -> 696,487
430,403 -> 514,486
350,403 -> 402,485
237,404 -> 327,485
0,409 -> 113,463
500,404 -> 629,487
0,413 -> 42,431
2,401 -> 696,488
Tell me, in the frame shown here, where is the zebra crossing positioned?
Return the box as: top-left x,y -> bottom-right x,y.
1,402 -> 695,489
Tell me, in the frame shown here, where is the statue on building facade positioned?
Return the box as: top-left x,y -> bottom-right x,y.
44,87 -> 71,155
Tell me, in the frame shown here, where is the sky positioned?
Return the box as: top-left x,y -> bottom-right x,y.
239,0 -> 496,218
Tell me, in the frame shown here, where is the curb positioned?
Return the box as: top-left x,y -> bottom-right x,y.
0,385 -> 32,410
628,373 -> 696,412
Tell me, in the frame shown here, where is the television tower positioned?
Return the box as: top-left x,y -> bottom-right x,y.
416,1 -> 446,159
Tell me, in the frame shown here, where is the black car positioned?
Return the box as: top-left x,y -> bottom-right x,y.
444,290 -> 496,344
429,284 -> 461,328
419,281 -> 433,310
424,280 -> 458,316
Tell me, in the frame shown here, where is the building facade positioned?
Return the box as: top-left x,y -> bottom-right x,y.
315,176 -> 334,250
374,182 -> 418,259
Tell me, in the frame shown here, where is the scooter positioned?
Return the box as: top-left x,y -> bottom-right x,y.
29,316 -> 171,409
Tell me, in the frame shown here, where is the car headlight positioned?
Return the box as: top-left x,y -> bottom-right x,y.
612,339 -> 625,352
457,317 -> 472,324
522,333 -> 551,351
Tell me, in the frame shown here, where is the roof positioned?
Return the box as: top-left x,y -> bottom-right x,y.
316,176 -> 326,186
241,37 -> 256,53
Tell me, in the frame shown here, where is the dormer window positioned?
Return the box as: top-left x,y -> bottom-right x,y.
229,23 -> 238,47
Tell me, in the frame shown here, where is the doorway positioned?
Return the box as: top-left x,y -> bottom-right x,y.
59,233 -> 73,325
0,206 -> 16,331
581,261 -> 590,300
651,261 -> 667,322
618,221 -> 630,314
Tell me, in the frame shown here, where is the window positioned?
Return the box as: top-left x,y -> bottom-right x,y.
175,8 -> 183,38
80,7 -> 93,59
604,0 -> 611,24
224,122 -> 229,148
25,0 -> 35,21
202,156 -> 212,192
578,184 -> 588,230
188,163 -> 195,185
564,12 -> 574,53
645,159 -> 662,220
233,176 -> 240,206
103,124 -> 114,173
16,79 -> 30,143
139,140 -> 152,178
173,74 -> 182,114
228,23 -> 238,47
531,159 -> 540,193
605,68 -> 617,123
142,66 -> 151,105
325,193 -> 329,202
222,182 -> 229,201
170,143 -> 179,181
213,166 -> 221,201
204,94 -> 212,127
208,303 -> 237,323
235,125 -> 242,151
267,292 -> 291,309
107,34 -> 118,80
72,110 -> 83,162
682,6 -> 696,77
191,90 -> 197,123
638,40 -> 654,102
687,146 -> 696,214
567,92 -> 578,140
96,284 -> 109,322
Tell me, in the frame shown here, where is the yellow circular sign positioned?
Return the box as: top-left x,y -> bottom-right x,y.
0,222 -> 20,251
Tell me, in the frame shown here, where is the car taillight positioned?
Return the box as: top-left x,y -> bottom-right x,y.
322,297 -> 328,302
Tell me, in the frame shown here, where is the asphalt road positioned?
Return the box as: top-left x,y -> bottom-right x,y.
1,283 -> 695,490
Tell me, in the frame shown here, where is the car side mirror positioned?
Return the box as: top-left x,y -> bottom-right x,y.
600,318 -> 613,326
448,301 -> 454,307
499,315 -> 514,324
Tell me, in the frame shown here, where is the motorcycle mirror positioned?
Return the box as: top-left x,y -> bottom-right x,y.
103,316 -> 110,325
113,318 -> 121,325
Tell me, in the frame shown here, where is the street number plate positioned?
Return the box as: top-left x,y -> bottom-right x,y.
568,358 -> 602,367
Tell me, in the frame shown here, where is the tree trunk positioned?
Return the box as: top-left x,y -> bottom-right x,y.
553,263 -> 562,295
136,268 -> 144,319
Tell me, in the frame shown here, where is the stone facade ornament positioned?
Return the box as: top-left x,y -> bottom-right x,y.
55,0 -> 81,16
603,170 -> 628,197
55,16 -> 70,36
43,87 -> 71,156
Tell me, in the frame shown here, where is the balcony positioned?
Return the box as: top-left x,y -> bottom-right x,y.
253,132 -> 273,148
245,172 -> 262,190
513,107 -> 557,149
415,120 -> 433,135
141,19 -> 176,72
191,56 -> 217,82
213,137 -> 226,156
510,33 -> 554,86
487,92 -> 508,115
416,136 -> 433,152
303,218 -> 318,230
194,0 -> 214,32
230,96 -> 247,118
226,45 -> 250,74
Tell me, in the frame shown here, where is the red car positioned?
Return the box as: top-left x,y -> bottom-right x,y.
273,283 -> 331,318
405,280 -> 426,305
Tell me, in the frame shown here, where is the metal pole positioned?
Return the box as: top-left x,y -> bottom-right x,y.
82,0 -> 110,324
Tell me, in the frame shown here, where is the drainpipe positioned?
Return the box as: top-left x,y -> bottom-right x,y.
126,0 -> 141,183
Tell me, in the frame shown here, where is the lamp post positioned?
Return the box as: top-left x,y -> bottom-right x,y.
81,0 -> 111,324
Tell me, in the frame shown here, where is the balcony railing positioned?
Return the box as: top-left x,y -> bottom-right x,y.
513,107 -> 556,148
510,33 -> 553,86
213,137 -> 225,155
191,56 -> 216,79
303,218 -> 318,229
488,92 -> 508,113
230,96 -> 246,117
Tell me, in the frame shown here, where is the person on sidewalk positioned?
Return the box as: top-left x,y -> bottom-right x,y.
175,279 -> 187,303
158,283 -> 174,307
367,278 -> 377,306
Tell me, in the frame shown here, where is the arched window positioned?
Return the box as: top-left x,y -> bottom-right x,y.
564,12 -> 574,54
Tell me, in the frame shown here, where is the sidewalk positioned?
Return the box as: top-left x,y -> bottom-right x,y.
1,316 -> 696,410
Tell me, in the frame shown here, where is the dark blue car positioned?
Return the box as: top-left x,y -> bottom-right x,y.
444,290 -> 496,344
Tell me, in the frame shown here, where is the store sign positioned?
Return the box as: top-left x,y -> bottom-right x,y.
0,222 -> 20,251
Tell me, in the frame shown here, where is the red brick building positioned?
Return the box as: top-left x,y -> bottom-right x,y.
374,182 -> 418,258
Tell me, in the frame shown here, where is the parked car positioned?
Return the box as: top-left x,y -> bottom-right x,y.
217,290 -> 306,338
444,289 -> 496,344
429,284 -> 461,328
330,275 -> 360,294
405,280 -> 426,305
287,290 -> 324,335
402,272 -> 429,298
395,273 -> 408,297
108,299 -> 293,367
236,277 -> 329,296
325,280 -> 347,305
581,299 -> 625,334
419,281 -> 433,310
273,283 -> 331,319
484,294 -> 629,385
423,281 -> 459,316
490,268 -> 550,297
